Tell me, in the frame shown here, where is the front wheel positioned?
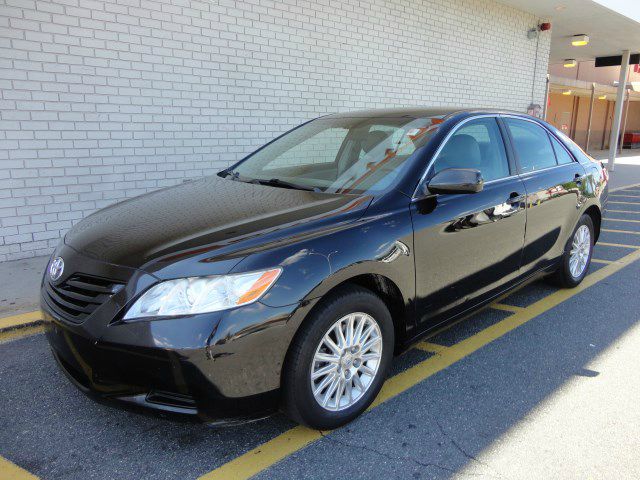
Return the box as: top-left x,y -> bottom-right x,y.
283,285 -> 394,429
549,214 -> 594,288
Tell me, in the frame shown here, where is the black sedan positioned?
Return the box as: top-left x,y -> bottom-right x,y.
41,108 -> 608,429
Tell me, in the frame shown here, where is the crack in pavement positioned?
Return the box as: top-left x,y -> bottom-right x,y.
433,418 -> 507,479
434,419 -> 484,464
318,430 -> 496,478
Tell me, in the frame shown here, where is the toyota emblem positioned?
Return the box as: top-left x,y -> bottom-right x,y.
49,256 -> 64,281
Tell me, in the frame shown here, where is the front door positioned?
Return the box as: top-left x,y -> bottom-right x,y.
410,116 -> 526,327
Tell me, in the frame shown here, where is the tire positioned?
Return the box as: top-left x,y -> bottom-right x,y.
282,285 -> 394,429
548,214 -> 594,288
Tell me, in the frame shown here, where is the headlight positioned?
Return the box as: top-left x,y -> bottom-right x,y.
123,268 -> 281,320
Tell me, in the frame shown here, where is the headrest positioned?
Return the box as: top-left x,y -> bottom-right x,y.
362,130 -> 393,154
439,134 -> 481,167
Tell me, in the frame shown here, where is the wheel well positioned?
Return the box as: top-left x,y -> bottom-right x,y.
327,274 -> 408,351
585,205 -> 601,242
280,274 -> 409,392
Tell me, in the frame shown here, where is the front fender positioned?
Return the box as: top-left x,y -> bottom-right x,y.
230,194 -> 416,328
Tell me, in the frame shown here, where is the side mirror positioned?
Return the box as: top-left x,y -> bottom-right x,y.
426,168 -> 484,195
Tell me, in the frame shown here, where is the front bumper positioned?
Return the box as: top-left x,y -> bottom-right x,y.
41,247 -> 315,422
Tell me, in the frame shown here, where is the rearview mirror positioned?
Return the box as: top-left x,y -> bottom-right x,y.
427,168 -> 484,195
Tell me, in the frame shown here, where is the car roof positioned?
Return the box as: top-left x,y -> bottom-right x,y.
324,107 -> 529,119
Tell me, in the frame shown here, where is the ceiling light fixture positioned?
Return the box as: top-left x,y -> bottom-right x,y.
571,34 -> 589,46
563,59 -> 577,68
598,95 -> 607,100
562,90 -> 572,95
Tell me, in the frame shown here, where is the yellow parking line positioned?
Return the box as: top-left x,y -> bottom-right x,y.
591,258 -> 613,264
610,182 -> 640,192
199,246 -> 640,480
602,228 -> 640,235
490,303 -> 524,313
597,242 -> 638,248
0,311 -> 42,332
604,217 -> 640,224
0,325 -> 45,344
605,209 -> 640,215
414,341 -> 450,354
0,456 -> 38,479
199,426 -> 323,480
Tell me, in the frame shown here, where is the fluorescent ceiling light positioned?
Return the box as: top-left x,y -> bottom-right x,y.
562,90 -> 572,95
563,59 -> 577,67
571,34 -> 589,46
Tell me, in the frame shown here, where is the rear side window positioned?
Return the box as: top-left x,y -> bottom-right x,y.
549,134 -> 574,165
547,123 -> 592,164
504,118 -> 557,173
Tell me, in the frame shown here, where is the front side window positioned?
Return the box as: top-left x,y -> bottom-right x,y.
230,116 -> 444,194
432,117 -> 509,182
504,118 -> 557,172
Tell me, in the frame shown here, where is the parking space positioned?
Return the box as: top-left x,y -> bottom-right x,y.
2,186 -> 640,480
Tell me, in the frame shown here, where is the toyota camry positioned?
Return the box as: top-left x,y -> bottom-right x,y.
42,108 -> 608,429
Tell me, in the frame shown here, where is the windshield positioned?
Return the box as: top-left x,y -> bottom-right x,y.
227,115 -> 443,194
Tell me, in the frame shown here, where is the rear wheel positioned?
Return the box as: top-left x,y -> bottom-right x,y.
283,285 -> 394,429
549,214 -> 594,288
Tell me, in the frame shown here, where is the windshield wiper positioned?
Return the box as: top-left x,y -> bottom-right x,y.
220,169 -> 320,192
250,178 -> 320,192
219,168 -> 241,180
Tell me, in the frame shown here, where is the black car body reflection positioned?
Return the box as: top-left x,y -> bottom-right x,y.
41,108 -> 608,422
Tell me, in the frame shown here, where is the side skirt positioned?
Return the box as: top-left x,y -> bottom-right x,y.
399,262 -> 558,351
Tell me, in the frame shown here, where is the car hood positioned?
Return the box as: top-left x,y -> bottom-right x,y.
64,175 -> 372,271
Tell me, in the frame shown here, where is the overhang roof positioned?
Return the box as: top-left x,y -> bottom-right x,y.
500,0 -> 640,64
549,75 -> 640,101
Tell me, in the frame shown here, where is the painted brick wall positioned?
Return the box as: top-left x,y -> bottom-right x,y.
0,0 -> 550,261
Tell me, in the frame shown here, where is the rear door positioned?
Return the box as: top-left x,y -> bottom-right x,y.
410,116 -> 527,327
502,116 -> 586,272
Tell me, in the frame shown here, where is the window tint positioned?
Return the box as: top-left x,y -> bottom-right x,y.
549,134 -> 574,165
504,118 -> 556,172
432,118 -> 509,182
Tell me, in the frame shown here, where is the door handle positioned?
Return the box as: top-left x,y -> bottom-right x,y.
494,192 -> 524,218
507,192 -> 525,204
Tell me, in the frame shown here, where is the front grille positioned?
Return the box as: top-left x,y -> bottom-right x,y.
44,273 -> 124,324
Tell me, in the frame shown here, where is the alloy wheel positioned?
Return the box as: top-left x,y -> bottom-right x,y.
310,312 -> 382,411
569,224 -> 591,278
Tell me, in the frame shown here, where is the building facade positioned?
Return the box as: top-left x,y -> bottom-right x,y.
547,61 -> 640,152
0,0 -> 550,261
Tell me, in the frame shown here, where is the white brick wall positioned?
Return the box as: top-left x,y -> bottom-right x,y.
0,0 -> 550,261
